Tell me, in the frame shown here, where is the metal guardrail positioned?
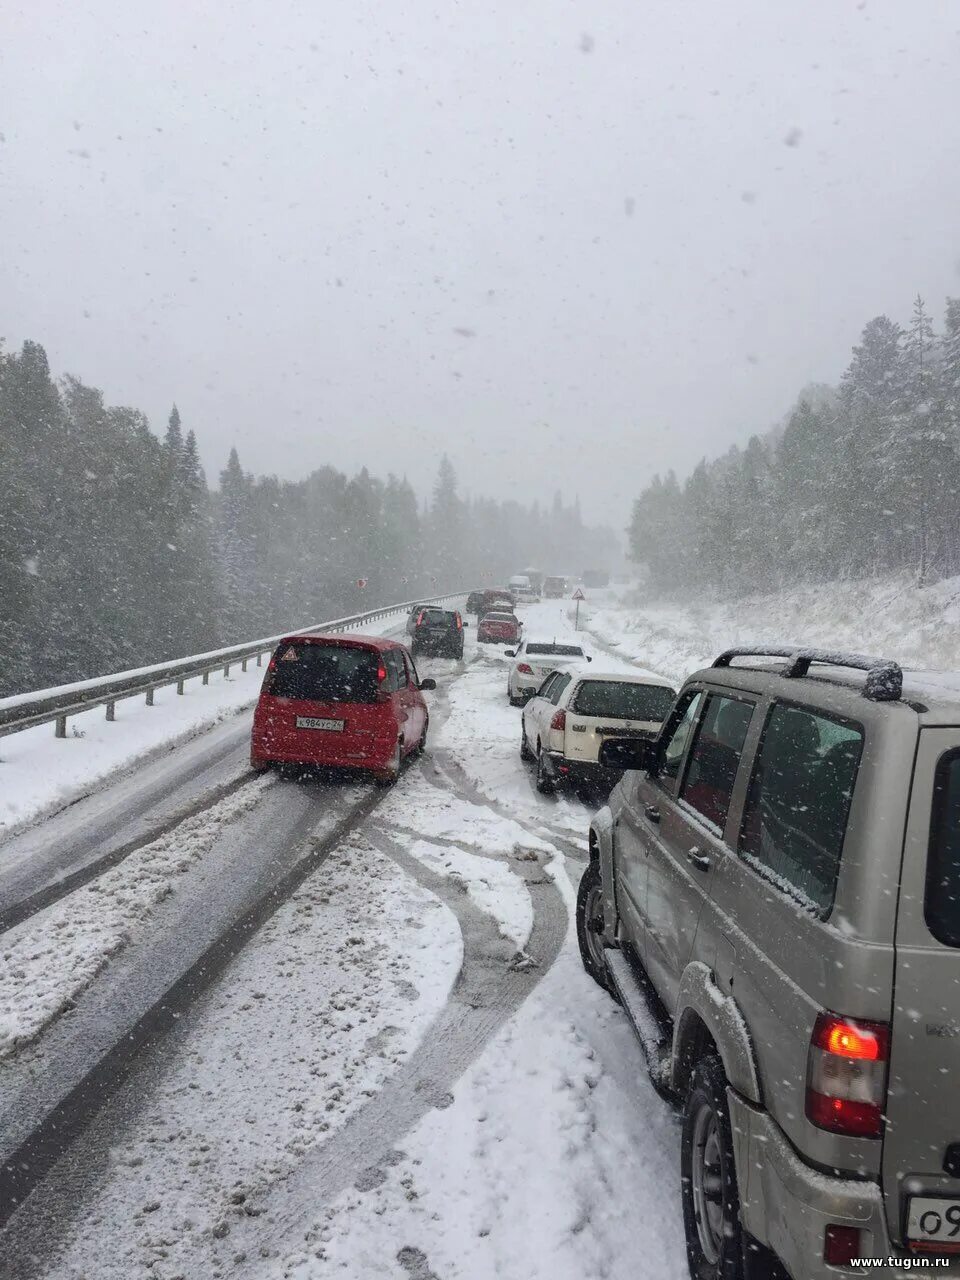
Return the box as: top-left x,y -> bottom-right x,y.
0,593 -> 466,742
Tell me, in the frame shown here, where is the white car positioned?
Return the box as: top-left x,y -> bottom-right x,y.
505,639 -> 590,705
520,670 -> 676,795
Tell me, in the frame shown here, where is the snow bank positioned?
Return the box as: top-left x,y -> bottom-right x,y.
585,573 -> 960,686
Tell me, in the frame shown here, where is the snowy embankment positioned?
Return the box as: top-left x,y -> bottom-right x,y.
585,574 -> 960,686
0,611 -> 411,836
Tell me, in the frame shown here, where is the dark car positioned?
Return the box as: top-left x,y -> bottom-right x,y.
466,590 -> 486,614
410,607 -> 465,658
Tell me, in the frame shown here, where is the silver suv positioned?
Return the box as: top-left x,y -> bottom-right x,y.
576,647 -> 960,1279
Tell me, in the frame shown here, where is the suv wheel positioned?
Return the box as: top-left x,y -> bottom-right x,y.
535,746 -> 554,795
520,722 -> 533,761
575,861 -> 615,995
681,1054 -> 746,1280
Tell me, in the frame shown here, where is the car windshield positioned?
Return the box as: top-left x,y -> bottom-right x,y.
525,644 -> 583,657
268,643 -> 380,703
572,681 -> 676,721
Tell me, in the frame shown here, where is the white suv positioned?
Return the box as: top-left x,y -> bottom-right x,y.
520,669 -> 675,794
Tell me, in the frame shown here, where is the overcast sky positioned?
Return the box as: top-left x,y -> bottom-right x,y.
3,1 -> 959,527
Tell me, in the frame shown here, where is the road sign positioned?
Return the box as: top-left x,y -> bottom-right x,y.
356,578 -> 368,589
572,587 -> 586,600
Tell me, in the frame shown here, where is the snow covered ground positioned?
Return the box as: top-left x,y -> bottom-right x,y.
2,598 -> 688,1280
585,573 -> 960,687
0,774 -> 274,1058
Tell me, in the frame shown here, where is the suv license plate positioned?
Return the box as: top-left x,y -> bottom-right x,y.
295,717 -> 344,731
906,1197 -> 960,1251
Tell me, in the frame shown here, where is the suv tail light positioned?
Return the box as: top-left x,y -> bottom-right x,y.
416,611 -> 425,626
806,1011 -> 889,1138
517,663 -> 534,675
550,709 -> 566,731
456,614 -> 463,630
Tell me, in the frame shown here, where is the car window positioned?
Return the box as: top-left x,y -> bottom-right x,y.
268,643 -> 380,703
526,643 -> 583,657
386,650 -> 408,689
927,750 -> 960,947
679,694 -> 755,831
403,651 -> 420,688
739,703 -> 863,914
572,680 -> 675,721
656,690 -> 703,790
549,673 -> 573,705
537,672 -> 560,700
418,608 -> 450,625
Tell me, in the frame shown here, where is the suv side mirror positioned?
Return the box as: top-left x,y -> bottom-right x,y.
586,655 -> 593,662
419,677 -> 437,691
598,736 -> 654,772
504,649 -> 516,658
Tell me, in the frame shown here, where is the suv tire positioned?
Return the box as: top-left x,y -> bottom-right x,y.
535,746 -> 554,795
681,1054 -> 747,1280
575,861 -> 616,996
520,723 -> 533,761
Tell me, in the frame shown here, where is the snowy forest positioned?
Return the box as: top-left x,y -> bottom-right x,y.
629,295 -> 960,595
0,340 -> 617,695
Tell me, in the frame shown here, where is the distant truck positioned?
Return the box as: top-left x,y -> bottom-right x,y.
522,568 -> 545,595
543,575 -> 566,598
582,569 -> 609,589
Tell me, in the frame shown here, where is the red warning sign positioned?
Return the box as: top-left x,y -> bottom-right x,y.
571,587 -> 586,600
356,578 -> 368,589
280,646 -> 299,661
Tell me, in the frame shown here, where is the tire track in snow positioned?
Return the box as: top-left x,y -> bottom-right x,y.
224,825 -> 567,1277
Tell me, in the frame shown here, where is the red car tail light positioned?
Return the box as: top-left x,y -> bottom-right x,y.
550,709 -> 566,731
824,1225 -> 862,1266
806,1012 -> 889,1138
517,663 -> 534,675
456,614 -> 463,630
416,611 -> 425,626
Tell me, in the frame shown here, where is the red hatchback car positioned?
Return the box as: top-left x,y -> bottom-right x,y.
250,634 -> 436,784
477,611 -> 521,645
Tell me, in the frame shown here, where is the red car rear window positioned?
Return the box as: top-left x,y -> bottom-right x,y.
267,643 -> 380,703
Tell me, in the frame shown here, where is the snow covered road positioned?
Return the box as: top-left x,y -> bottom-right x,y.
0,598 -> 688,1280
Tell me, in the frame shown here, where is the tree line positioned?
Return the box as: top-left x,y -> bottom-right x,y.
0,340 -> 616,696
629,295 -> 960,596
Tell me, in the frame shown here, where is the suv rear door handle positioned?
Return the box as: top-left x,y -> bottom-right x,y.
643,804 -> 660,824
685,847 -> 711,871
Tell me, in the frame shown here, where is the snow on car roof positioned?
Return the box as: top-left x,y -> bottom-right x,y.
572,670 -> 675,687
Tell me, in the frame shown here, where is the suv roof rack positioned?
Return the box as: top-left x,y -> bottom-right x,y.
712,647 -> 903,702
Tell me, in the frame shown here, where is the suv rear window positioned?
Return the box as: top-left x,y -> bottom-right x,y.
526,644 -> 583,657
268,643 -> 380,703
739,703 -> 863,914
418,609 -> 452,626
680,694 -> 755,831
573,680 -> 675,722
926,751 -> 960,947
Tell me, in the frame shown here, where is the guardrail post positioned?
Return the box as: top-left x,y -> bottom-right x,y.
55,715 -> 67,738
241,657 -> 248,672
146,689 -> 154,706
202,670 -> 209,685
106,702 -> 115,722
256,652 -> 262,667
176,679 -> 185,695
223,663 -> 230,678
